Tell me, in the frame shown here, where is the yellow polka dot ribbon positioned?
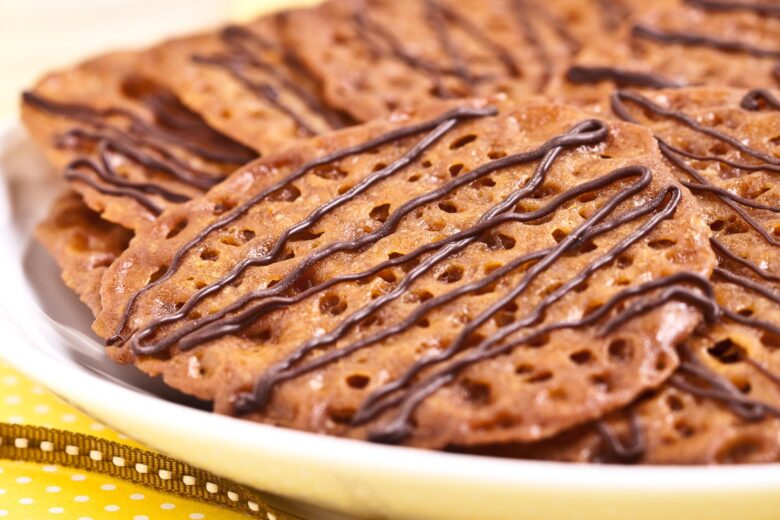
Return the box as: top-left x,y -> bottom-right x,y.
0,359 -> 298,519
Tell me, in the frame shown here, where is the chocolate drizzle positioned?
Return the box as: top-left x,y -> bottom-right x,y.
111,105 -> 497,344
595,411 -> 645,463
611,88 -> 780,433
566,66 -> 683,89
353,0 -> 520,97
22,88 -> 256,215
192,25 -> 348,136
632,24 -> 780,60
685,0 -> 780,17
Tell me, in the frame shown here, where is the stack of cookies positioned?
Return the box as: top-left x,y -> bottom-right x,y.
24,0 -> 780,464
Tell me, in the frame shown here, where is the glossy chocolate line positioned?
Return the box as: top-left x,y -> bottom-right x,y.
243,176 -> 675,415
438,3 -> 520,77
192,54 -> 318,137
170,178 -> 665,355
512,0 -> 553,91
595,412 -> 645,463
64,170 -> 163,216
130,113 -> 494,349
369,273 -> 715,443
681,181 -> 780,213
69,154 -> 189,205
130,118 -> 607,352
611,90 -> 780,246
671,346 -> 780,420
110,105 -> 497,343
612,90 -> 780,168
59,127 -> 221,191
22,91 -> 255,166
218,26 -> 346,130
425,0 -> 473,85
685,0 -> 780,17
741,88 -> 780,111
357,184 -> 682,428
714,267 -> 780,305
632,24 -> 780,59
565,66 -> 682,89
669,143 -> 780,174
353,9 -> 453,97
663,146 -> 780,246
710,237 -> 780,283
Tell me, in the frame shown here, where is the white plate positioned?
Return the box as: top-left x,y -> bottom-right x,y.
2,120 -> 780,520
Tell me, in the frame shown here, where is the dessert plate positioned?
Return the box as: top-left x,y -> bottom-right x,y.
1,120 -> 780,520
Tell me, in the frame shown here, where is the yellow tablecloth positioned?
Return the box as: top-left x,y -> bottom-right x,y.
0,358 -> 246,519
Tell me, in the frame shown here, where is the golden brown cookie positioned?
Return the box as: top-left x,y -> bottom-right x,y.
138,16 -> 355,151
35,192 -> 133,316
283,0 -> 581,121
92,97 -> 714,448
553,1 -> 780,110
469,87 -> 780,464
22,52 -> 258,230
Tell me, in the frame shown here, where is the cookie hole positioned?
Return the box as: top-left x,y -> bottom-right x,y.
487,150 -> 507,159
552,229 -> 567,243
655,352 -> 670,371
483,262 -> 503,275
735,306 -> 756,317
707,338 -> 746,364
194,280 -> 207,289
407,289 -> 434,303
290,230 -> 324,242
528,333 -> 550,348
372,162 -> 388,172
569,349 -> 593,365
716,435 -> 765,463
525,370 -> 553,383
573,281 -> 589,293
493,311 -> 515,327
666,394 -> 684,411
359,314 -> 382,329
515,363 -> 534,375
761,332 -> 780,350
460,379 -> 492,404
346,374 -> 370,389
674,420 -> 695,438
165,219 -> 188,239
369,203 -> 391,222
421,160 -> 433,168
648,239 -> 676,249
449,134 -> 477,149
607,339 -> 633,363
247,328 -> 272,342
731,377 -> 752,394
313,164 -> 348,180
407,174 -> 421,183
710,219 -> 725,232
148,265 -> 168,284
212,199 -> 236,215
438,201 -> 459,213
200,248 -> 219,261
448,163 -> 464,177
337,184 -> 353,194
268,184 -> 301,202
578,192 -> 597,203
416,317 -> 430,328
319,293 -> 347,316
378,269 -> 397,283
472,177 -> 496,189
590,372 -> 612,392
616,254 -> 633,269
241,229 -> 256,242
437,265 -> 464,283
480,232 -> 516,251
327,406 -> 355,424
